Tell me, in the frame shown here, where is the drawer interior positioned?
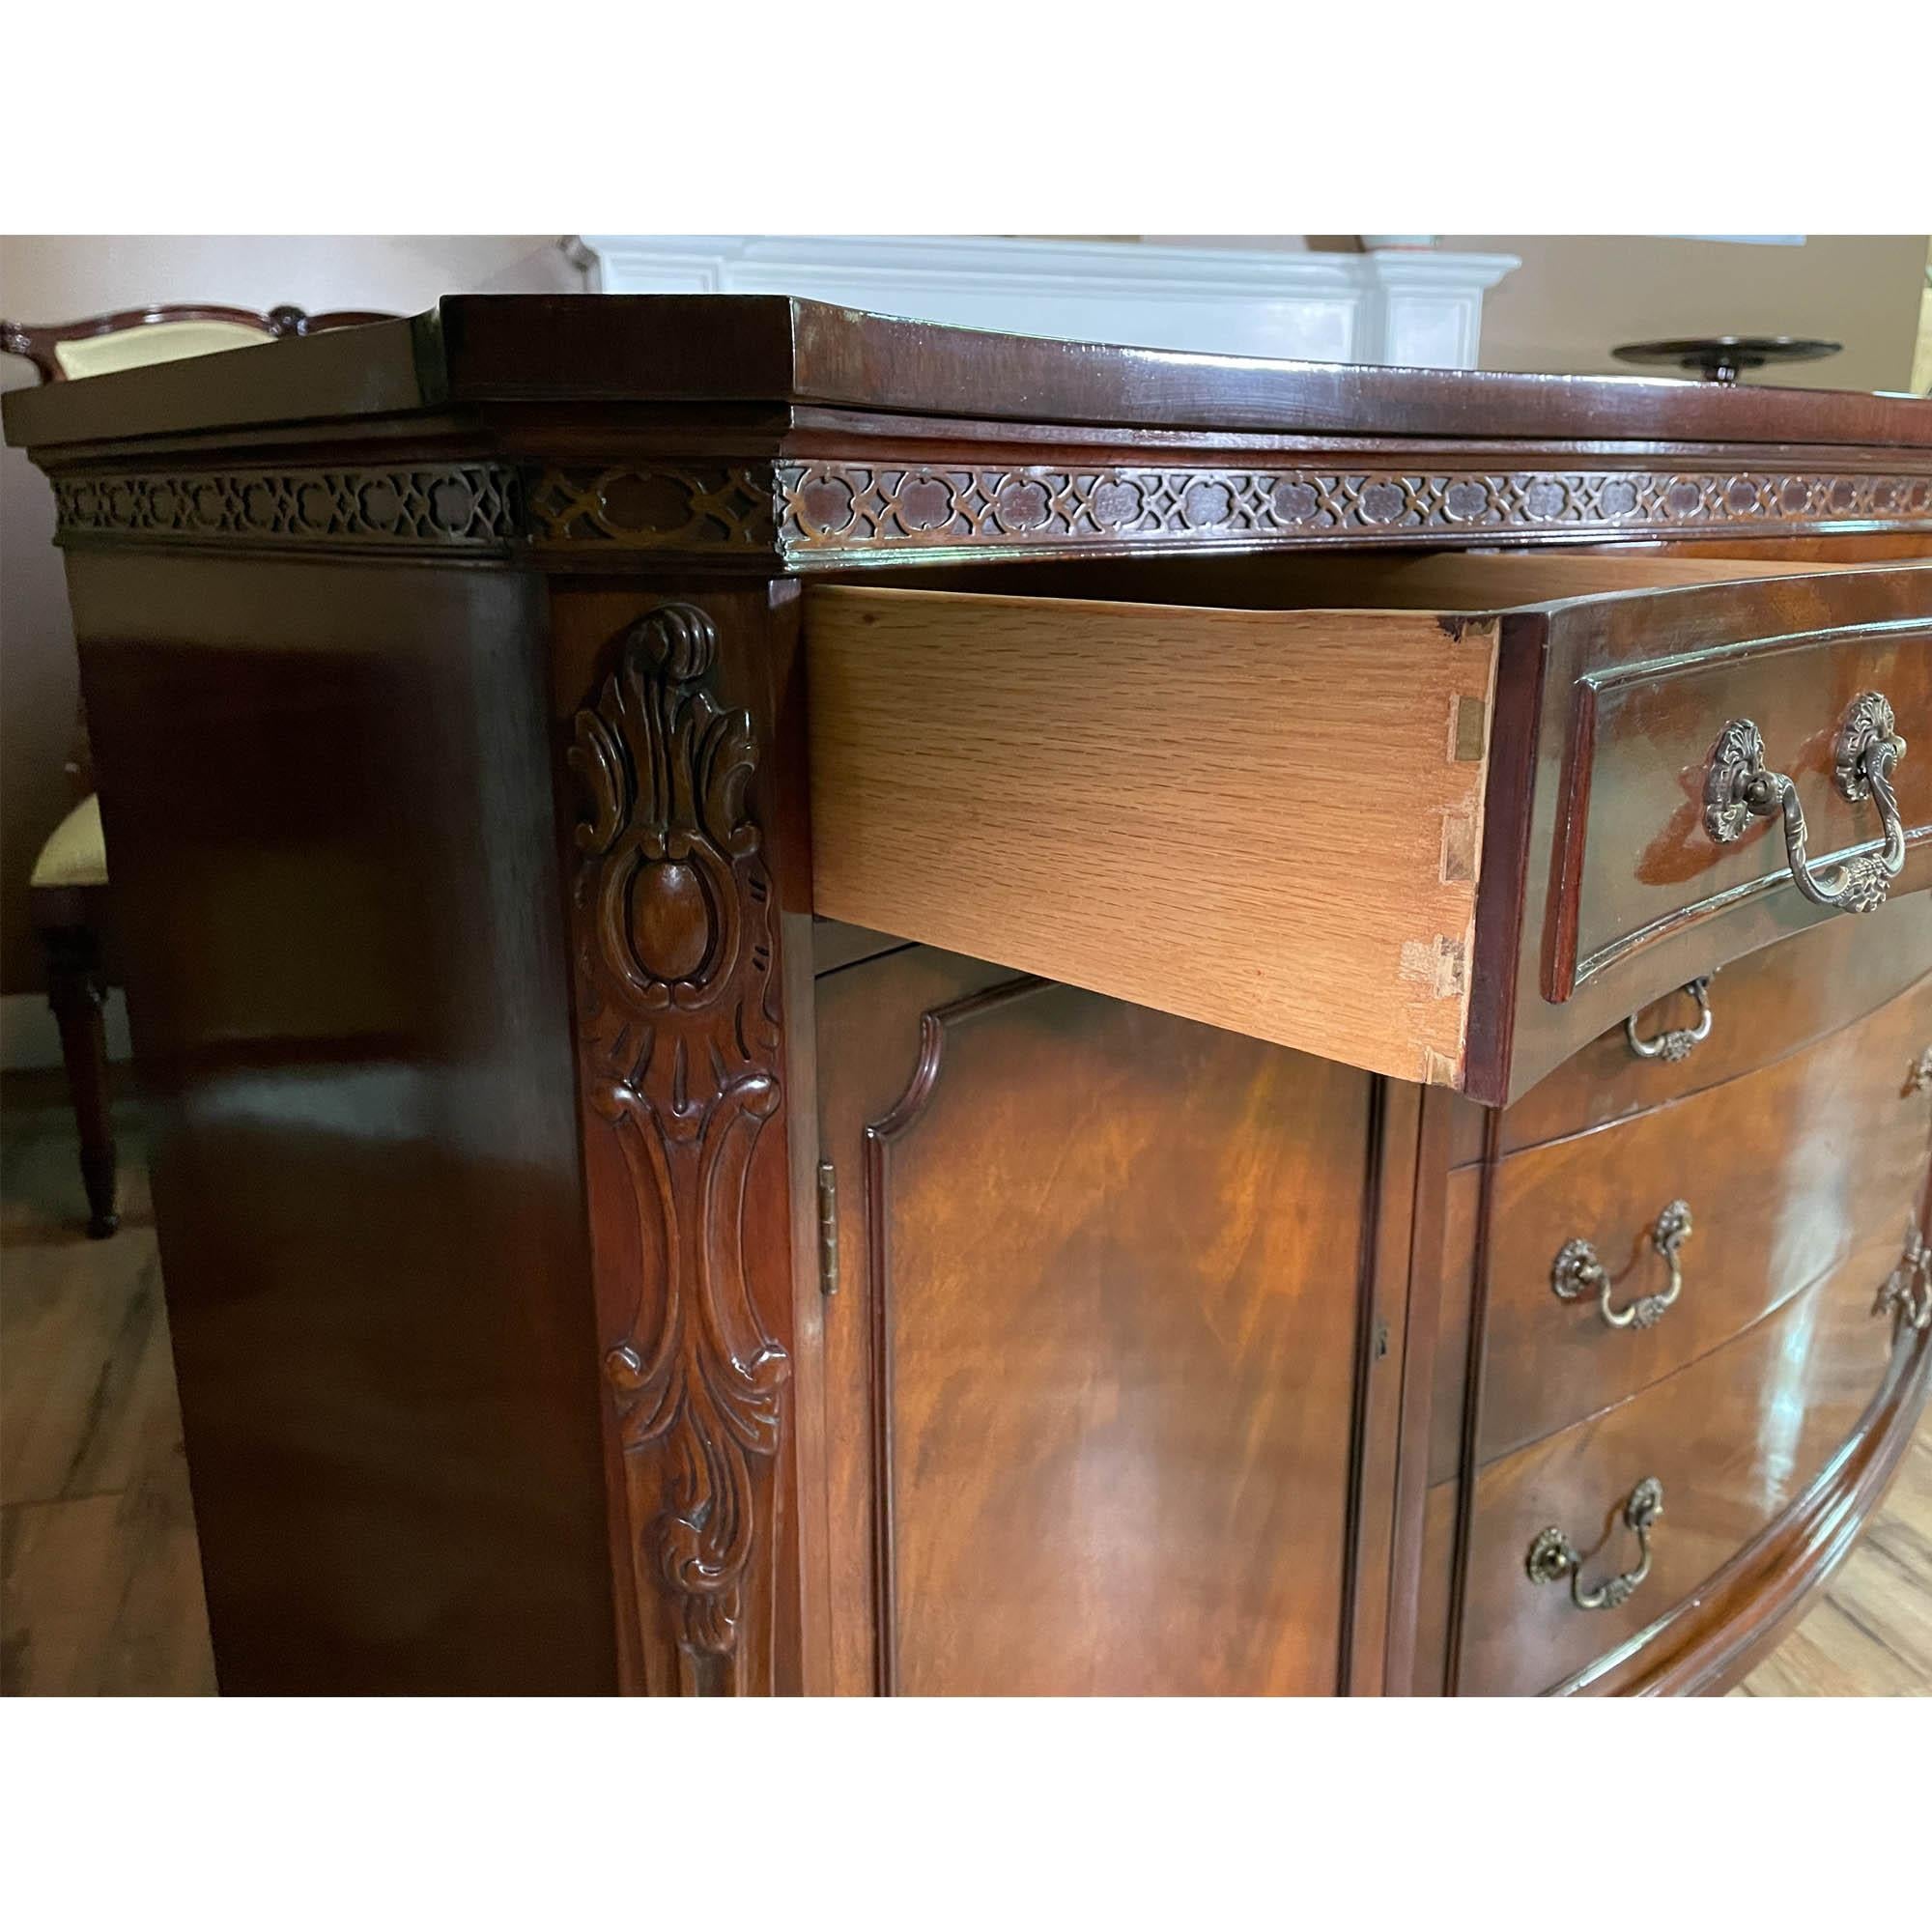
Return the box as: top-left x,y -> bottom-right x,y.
829,546 -> 1859,611
803,551 -> 1913,1092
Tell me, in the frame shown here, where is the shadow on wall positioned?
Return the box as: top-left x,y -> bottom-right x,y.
0,236 -> 588,1056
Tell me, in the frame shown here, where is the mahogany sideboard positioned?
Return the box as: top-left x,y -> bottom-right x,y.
7,297 -> 1930,1695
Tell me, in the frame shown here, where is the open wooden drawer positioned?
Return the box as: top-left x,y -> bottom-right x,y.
804,553 -> 1932,1102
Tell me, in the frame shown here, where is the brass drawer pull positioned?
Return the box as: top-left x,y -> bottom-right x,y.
1704,692 -> 1907,915
1873,1227 -> 1931,1337
1526,1477 -> 1664,1610
1551,1199 -> 1693,1330
1625,977 -> 1713,1062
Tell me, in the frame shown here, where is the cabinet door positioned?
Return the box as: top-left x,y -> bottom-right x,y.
813,945 -> 1378,1695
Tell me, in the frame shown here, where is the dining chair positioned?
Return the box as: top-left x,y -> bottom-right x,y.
4,299 -> 392,1235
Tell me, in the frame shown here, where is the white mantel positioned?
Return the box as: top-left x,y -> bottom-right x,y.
580,235 -> 1519,371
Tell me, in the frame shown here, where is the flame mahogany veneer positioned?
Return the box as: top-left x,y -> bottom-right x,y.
6,296 -> 1929,1694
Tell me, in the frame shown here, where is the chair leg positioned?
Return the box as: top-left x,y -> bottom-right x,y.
41,924 -> 118,1238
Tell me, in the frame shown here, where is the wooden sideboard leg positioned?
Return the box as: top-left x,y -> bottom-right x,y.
550,581 -> 815,1697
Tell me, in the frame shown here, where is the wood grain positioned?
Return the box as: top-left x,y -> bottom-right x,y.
812,948 -> 1375,1695
807,584 -> 1498,1087
1479,564 -> 1932,1104
15,293 -> 1932,449
1455,1257 -> 1899,1696
1497,895 -> 1932,1156
1735,1421 -> 1932,1695
1,1077 -> 214,1696
1557,594 -> 1932,997
1475,976 -> 1932,1464
69,552 -> 618,1695
9,295 -> 1931,1701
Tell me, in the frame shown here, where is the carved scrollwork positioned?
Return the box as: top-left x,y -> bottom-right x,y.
569,604 -> 789,1692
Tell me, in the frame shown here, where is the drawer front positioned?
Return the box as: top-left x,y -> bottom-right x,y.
1476,975 -> 1932,1463
809,566 -> 1930,1102
1556,613 -> 1932,1002
1499,894 -> 1932,1155
1483,565 -> 1932,1102
1456,1253 -> 1903,1697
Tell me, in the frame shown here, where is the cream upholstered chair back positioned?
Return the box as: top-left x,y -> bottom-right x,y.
49,317 -> 286,379
4,297 -> 395,1238
2,301 -> 391,384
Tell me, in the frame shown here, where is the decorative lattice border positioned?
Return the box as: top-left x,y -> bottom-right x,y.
50,459 -> 1932,560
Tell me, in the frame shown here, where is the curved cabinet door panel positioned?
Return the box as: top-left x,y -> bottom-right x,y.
1477,975 -> 1932,1463
813,948 -> 1374,1695
1456,1255 -> 1901,1697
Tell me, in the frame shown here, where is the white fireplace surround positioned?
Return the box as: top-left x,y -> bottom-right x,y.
581,235 -> 1520,371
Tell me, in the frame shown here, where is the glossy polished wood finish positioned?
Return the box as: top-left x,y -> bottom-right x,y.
13,1085 -> 1932,1700
808,560 -> 1924,1105
1550,580 -> 1932,999
1494,895 -> 1932,1157
7,297 -> 1930,1696
1484,565 -> 1932,1103
68,552 -> 615,1694
546,581 -> 813,1698
1456,1255 -> 1903,1696
1575,1318 -> 1932,1694
813,947 -> 1376,1695
12,295 -> 1932,449
805,560 -> 1932,1104
1476,978 -> 1932,1463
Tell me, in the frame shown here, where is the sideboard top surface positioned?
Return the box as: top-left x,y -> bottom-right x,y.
8,293 -> 1932,451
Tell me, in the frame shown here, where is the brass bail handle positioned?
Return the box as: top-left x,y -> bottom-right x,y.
1551,1200 -> 1693,1331
1526,1477 -> 1664,1611
1704,692 -> 1907,916
1626,976 -> 1714,1063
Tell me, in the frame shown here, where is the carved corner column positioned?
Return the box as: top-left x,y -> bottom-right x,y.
550,579 -> 814,1696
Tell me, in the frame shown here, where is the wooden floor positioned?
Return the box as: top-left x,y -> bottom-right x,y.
1,1073 -> 214,1695
0,1071 -> 1926,1696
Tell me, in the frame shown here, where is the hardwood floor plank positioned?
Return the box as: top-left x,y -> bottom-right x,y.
1,1492 -> 126,1695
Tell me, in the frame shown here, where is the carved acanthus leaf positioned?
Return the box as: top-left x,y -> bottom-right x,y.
569,603 -> 788,1691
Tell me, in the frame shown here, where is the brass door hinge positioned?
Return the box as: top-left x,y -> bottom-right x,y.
816,1157 -> 839,1296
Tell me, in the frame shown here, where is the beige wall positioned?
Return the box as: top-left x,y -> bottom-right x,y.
0,236 -> 585,998
1438,234 -> 1928,390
